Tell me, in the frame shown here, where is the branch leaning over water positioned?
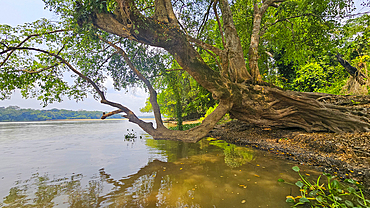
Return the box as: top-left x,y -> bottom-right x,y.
1,45 -> 157,134
98,35 -> 165,129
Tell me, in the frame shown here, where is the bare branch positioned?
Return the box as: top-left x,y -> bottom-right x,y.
265,51 -> 274,58
57,44 -> 66,56
101,109 -> 123,119
213,0 -> 226,49
0,42 -> 8,48
197,1 -> 213,38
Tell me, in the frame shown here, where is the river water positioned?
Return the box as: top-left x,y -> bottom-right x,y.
0,119 -> 317,207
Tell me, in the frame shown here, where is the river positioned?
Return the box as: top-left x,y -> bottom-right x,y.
0,119 -> 317,207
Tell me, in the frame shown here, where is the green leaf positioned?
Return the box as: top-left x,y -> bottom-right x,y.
316,196 -> 324,203
278,179 -> 285,182
309,190 -> 319,196
331,180 -> 340,189
292,166 -> 300,172
295,181 -> 304,188
347,187 -> 356,193
286,198 -> 295,203
345,200 -> 354,207
299,197 -> 310,203
345,179 -> 357,184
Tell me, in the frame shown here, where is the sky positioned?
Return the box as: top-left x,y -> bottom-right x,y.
0,0 -> 150,115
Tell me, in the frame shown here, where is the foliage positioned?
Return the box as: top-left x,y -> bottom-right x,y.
199,103 -> 230,124
292,62 -> 348,92
141,69 -> 215,120
0,105 -> 124,121
279,166 -> 370,208
199,103 -> 219,122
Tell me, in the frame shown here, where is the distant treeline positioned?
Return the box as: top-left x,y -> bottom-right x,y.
0,106 -> 124,121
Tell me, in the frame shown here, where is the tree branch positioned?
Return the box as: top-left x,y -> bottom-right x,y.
15,63 -> 60,74
187,36 -> 222,57
261,13 -> 317,35
98,36 -> 166,129
213,0 -> 226,49
336,53 -> 368,85
5,46 -> 156,133
204,48 -> 221,71
98,51 -> 118,68
197,1 -> 213,38
101,109 -> 123,119
0,29 -> 69,68
7,47 -> 106,100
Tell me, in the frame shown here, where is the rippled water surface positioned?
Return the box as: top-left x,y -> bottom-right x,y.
0,119 -> 317,207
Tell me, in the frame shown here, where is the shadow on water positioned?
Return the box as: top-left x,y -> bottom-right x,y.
0,136 -> 312,208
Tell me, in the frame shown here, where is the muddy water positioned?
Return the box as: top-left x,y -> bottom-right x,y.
0,120 -> 317,207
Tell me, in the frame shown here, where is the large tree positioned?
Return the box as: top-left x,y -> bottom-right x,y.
1,0 -> 370,142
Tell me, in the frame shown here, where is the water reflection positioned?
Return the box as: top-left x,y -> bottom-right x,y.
2,173 -> 103,208
206,138 -> 254,168
2,138 -> 300,207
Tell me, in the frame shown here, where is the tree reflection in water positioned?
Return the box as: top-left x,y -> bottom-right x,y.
1,138 -> 257,207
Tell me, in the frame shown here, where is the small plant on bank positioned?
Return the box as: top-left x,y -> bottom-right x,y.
279,166 -> 370,208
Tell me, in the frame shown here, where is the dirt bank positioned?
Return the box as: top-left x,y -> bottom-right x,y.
207,120 -> 370,195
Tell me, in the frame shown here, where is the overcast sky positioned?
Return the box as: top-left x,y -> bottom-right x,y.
0,0 -> 150,115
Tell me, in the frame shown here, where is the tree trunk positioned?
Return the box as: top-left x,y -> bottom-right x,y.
336,54 -> 368,86
249,3 -> 263,82
229,84 -> 370,133
89,0 -> 370,143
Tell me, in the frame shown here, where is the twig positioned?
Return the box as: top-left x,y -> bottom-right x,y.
187,36 -> 222,57
213,0 -> 226,48
197,1 -> 213,38
16,63 -> 60,74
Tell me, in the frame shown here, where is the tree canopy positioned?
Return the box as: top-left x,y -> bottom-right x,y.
1,0 -> 370,142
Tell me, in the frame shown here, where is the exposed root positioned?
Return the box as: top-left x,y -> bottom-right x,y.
230,84 -> 370,133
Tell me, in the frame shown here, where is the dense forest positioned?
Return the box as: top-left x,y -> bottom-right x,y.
0,105 -> 124,121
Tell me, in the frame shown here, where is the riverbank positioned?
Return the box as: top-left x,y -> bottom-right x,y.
207,120 -> 370,195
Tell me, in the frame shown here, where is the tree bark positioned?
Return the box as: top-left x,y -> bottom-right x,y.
230,84 -> 370,133
90,0 -> 370,142
219,0 -> 252,83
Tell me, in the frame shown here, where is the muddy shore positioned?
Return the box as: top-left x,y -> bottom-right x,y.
207,120 -> 370,195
